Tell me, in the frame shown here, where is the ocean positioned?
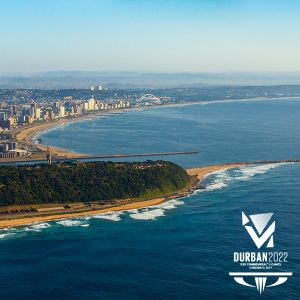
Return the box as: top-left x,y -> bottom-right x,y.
0,98 -> 299,299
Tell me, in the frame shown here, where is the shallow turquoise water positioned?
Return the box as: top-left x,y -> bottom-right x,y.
0,99 -> 299,299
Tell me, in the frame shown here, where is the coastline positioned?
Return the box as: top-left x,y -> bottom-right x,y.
0,163 -> 244,229
11,95 -> 300,161
15,111 -> 110,158
1,95 -> 299,228
186,163 -> 244,180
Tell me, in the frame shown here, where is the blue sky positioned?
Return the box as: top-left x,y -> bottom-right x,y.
0,0 -> 299,73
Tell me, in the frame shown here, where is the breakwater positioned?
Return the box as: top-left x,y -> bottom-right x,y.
0,151 -> 199,164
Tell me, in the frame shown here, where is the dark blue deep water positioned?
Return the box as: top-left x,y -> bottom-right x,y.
0,99 -> 299,299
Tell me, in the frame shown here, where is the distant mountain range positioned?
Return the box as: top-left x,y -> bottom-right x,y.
1,71 -> 300,89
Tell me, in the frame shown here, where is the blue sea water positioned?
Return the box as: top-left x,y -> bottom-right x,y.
36,98 -> 300,167
0,98 -> 299,299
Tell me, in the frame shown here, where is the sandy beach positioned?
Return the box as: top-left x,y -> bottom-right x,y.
186,163 -> 244,180
0,163 -> 245,229
15,114 -> 103,157
0,197 -> 167,229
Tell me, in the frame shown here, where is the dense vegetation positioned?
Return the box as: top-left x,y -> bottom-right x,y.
0,160 -> 191,206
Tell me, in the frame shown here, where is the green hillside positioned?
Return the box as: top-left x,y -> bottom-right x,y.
0,160 -> 192,206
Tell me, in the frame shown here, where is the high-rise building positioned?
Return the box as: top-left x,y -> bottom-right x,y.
30,102 -> 38,110
12,105 -> 17,116
1,144 -> 9,152
83,102 -> 89,111
35,108 -> 41,120
59,106 -> 65,118
25,115 -> 34,124
49,111 -> 55,120
0,112 -> 8,121
18,115 -> 26,124
74,105 -> 82,115
0,117 -> 15,129
94,85 -> 103,91
8,142 -> 17,150
88,98 -> 95,110
30,102 -> 38,117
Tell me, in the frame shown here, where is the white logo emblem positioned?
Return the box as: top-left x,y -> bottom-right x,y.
229,212 -> 292,294
242,212 -> 275,249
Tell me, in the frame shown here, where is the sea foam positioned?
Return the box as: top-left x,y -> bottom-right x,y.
30,223 -> 51,230
0,233 -> 15,239
90,211 -> 122,222
129,208 -> 165,220
56,219 -> 85,227
203,162 -> 290,192
80,224 -> 90,227
148,199 -> 184,210
205,182 -> 228,191
234,163 -> 285,180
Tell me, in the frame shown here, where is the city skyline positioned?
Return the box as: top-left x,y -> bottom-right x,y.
1,0 -> 300,73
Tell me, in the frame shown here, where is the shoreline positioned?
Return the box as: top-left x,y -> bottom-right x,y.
15,111 -> 110,158
0,163 -> 245,229
0,159 -> 297,229
11,95 -> 300,161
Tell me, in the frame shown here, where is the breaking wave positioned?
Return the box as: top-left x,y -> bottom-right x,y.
234,163 -> 283,180
0,162 -> 292,239
148,199 -> 184,210
80,224 -> 90,227
129,208 -> 165,220
0,233 -> 15,239
24,222 -> 52,231
128,199 -> 184,220
56,219 -> 85,227
203,163 -> 291,192
88,211 -> 122,222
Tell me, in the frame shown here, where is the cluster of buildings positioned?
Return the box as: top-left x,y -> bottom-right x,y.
90,85 -> 106,91
0,97 -> 130,131
0,141 -> 27,158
